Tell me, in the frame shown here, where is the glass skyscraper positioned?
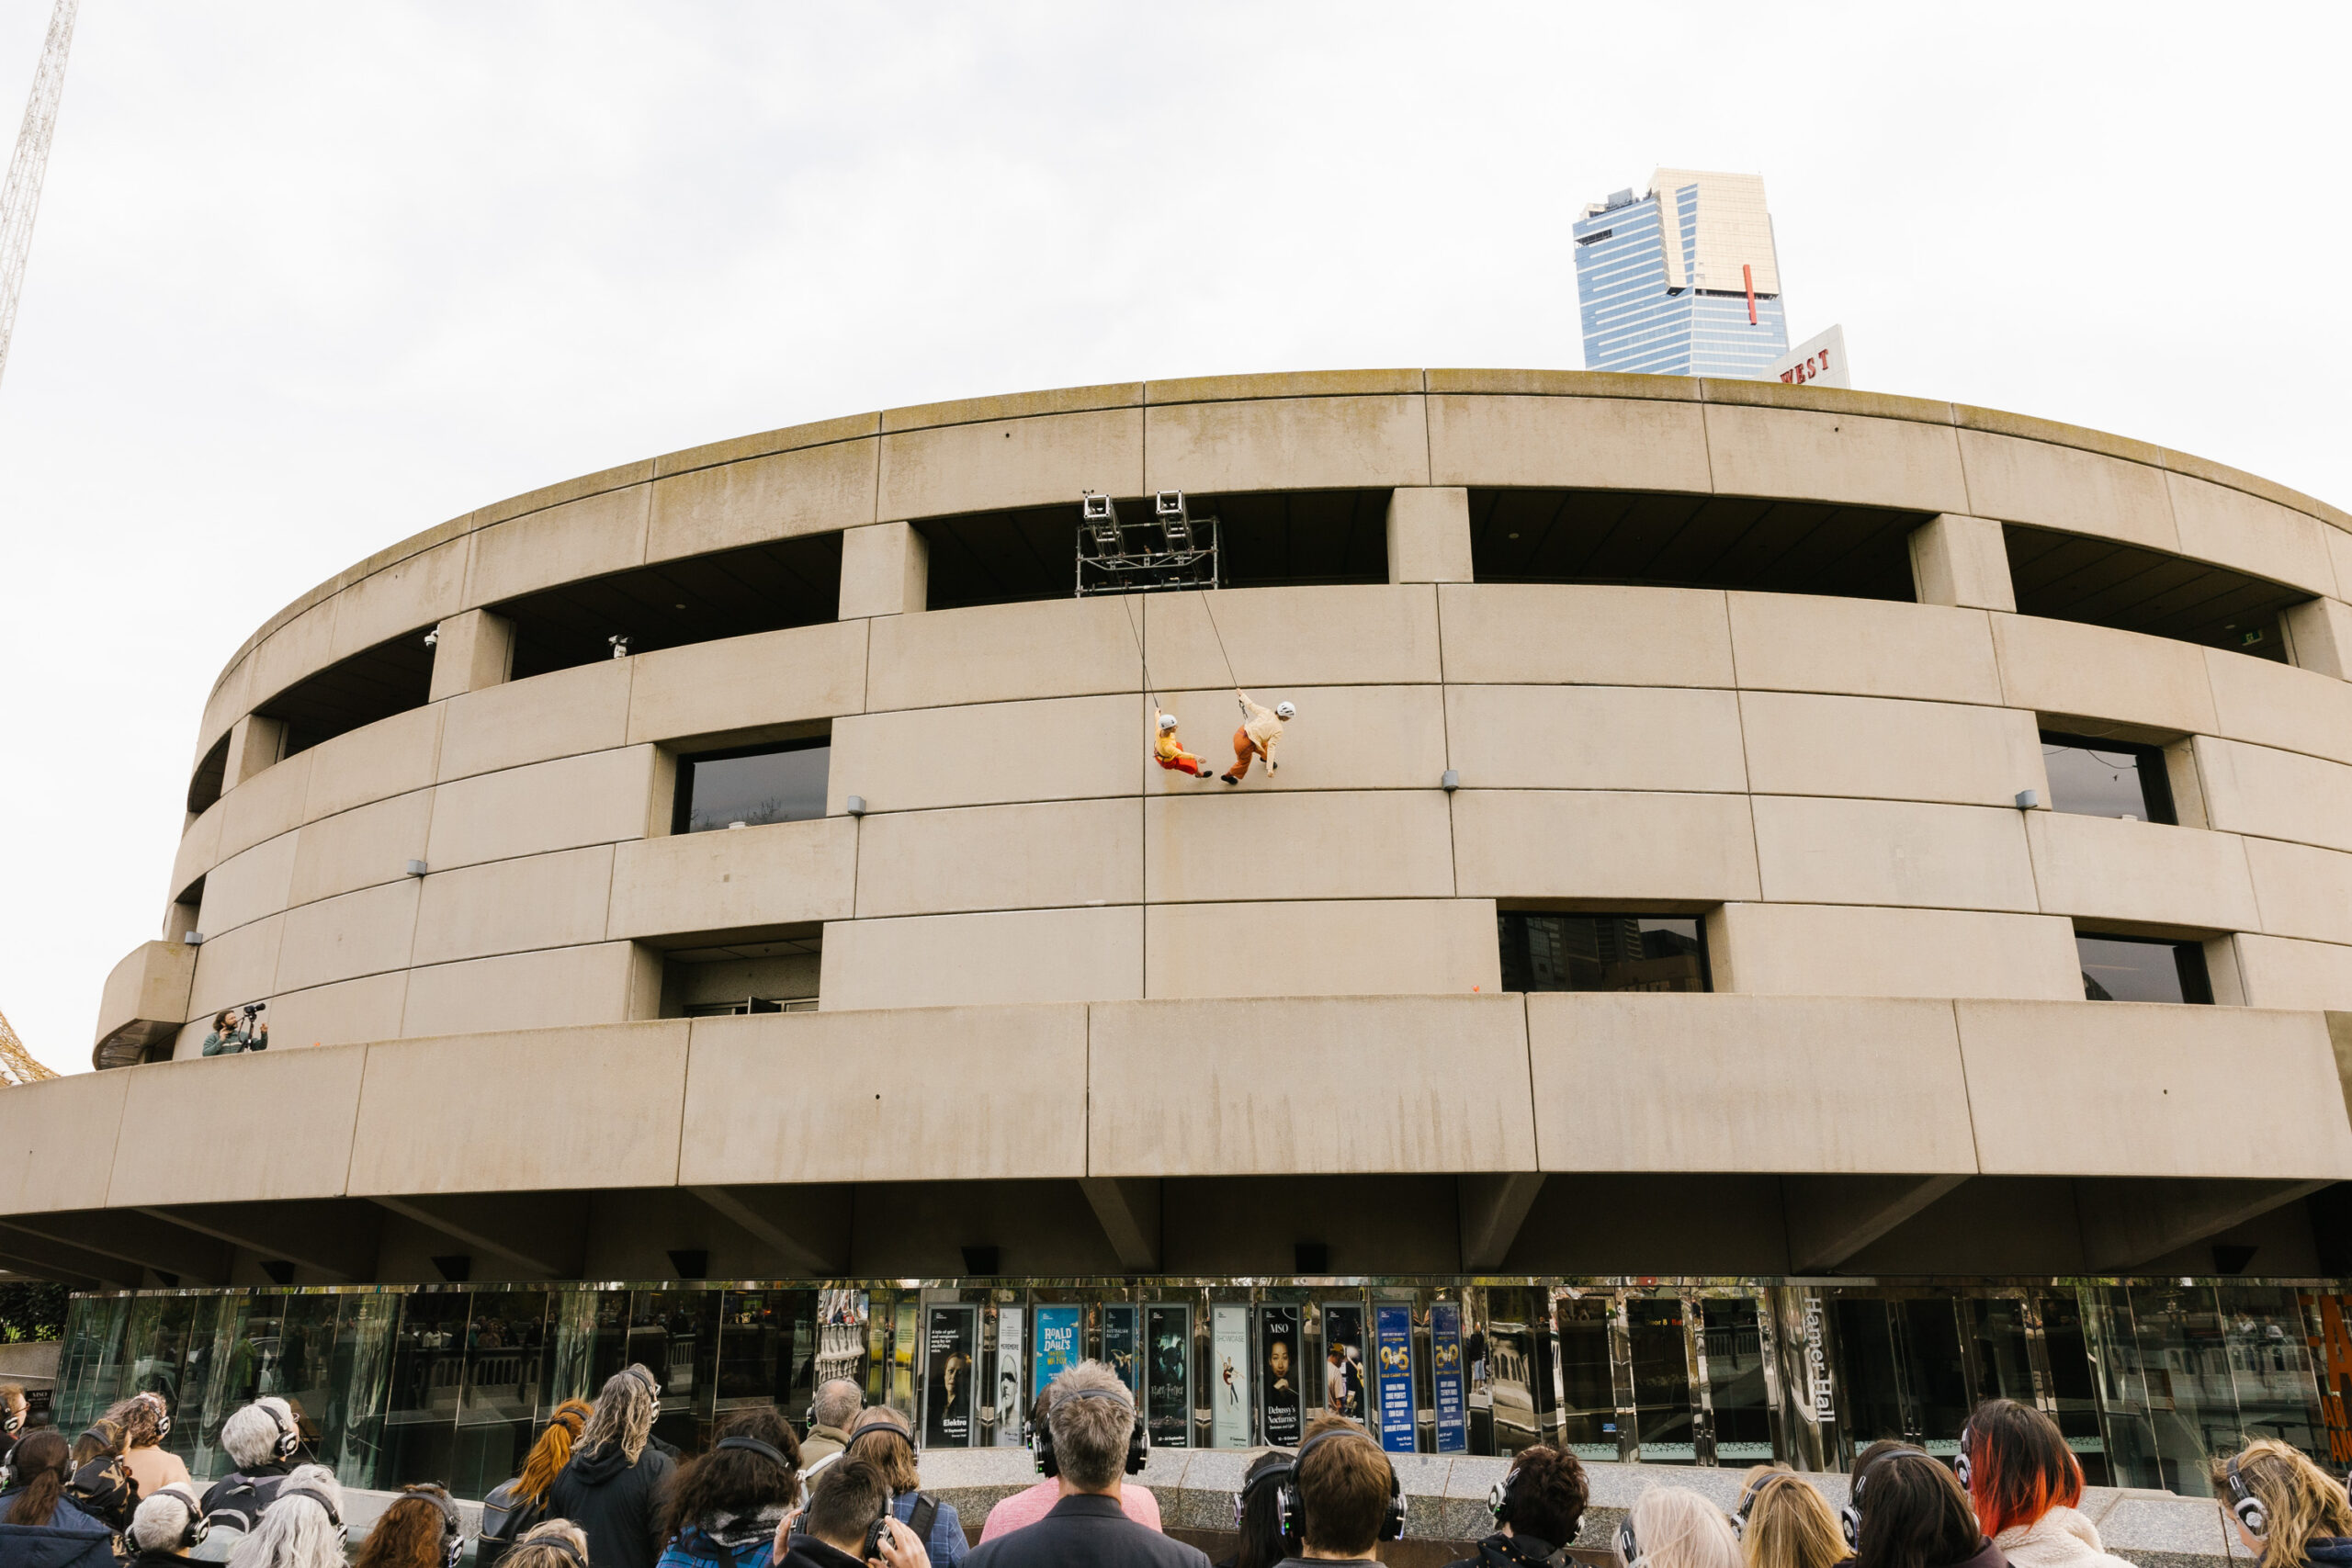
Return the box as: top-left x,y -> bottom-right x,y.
1573,169 -> 1790,378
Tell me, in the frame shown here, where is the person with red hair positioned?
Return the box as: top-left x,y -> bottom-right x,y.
1958,1400 -> 2132,1568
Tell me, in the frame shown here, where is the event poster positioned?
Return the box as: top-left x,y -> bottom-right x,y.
1259,1305 -> 1301,1446
1033,1305 -> 1081,1401
1145,1303 -> 1191,1449
1322,1303 -> 1367,1421
1374,1304 -> 1417,1453
1211,1305 -> 1253,1448
1430,1303 -> 1466,1453
1102,1304 -> 1139,1396
922,1304 -> 978,1449
994,1306 -> 1024,1447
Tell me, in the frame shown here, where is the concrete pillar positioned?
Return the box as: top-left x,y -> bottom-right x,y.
1386,487 -> 1475,585
839,521 -> 929,618
2284,597 -> 2352,680
426,609 -> 515,703
220,715 -> 287,788
1907,513 -> 2016,612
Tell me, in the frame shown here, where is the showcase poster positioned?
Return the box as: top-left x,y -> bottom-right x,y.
994,1308 -> 1024,1447
1145,1304 -> 1191,1448
922,1305 -> 978,1449
1211,1305 -> 1253,1448
1033,1305 -> 1081,1401
1102,1305 -> 1139,1396
1374,1304 -> 1417,1453
1430,1303 -> 1466,1453
1260,1305 -> 1302,1446
1322,1303 -> 1366,1421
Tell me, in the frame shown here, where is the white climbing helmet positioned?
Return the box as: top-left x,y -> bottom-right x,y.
1274,702 -> 1296,720
1158,713 -> 1179,732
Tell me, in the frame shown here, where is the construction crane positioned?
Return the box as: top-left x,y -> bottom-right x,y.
0,0 -> 78,394
0,1009 -> 56,1086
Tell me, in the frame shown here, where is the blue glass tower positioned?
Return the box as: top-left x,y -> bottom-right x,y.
1574,169 -> 1790,378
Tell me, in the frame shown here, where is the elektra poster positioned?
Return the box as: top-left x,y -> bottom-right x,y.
922,1304 -> 977,1449
994,1306 -> 1024,1446
1032,1304 -> 1080,1402
1259,1304 -> 1302,1446
1430,1302 -> 1466,1453
1146,1304 -> 1192,1448
1211,1304 -> 1253,1448
1374,1303 -> 1417,1453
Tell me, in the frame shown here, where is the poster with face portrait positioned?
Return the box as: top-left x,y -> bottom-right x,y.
922,1305 -> 977,1449
1322,1303 -> 1366,1422
1145,1303 -> 1191,1449
1102,1304 -> 1139,1397
1211,1305 -> 1253,1448
1259,1305 -> 1301,1447
993,1306 -> 1024,1447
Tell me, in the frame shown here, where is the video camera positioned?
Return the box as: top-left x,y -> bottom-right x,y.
239,1001 -> 267,1025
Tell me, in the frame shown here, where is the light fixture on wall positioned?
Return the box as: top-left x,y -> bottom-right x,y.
2014,789 -> 2041,809
608,634 -> 631,659
844,795 -> 866,817
1441,770 -> 1460,792
182,931 -> 204,946
405,860 -> 428,877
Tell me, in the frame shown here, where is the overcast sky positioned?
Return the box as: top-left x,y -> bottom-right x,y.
0,3 -> 2345,1070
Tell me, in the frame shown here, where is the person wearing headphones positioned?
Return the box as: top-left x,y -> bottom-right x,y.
800,1382 -> 864,1471
1957,1401 -> 2131,1568
354,1484 -> 468,1568
656,1407 -> 803,1568
1260,1416 -> 1405,1568
505,1522 -> 596,1568
843,1409 -> 965,1567
962,1361 -> 1204,1568
549,1366 -> 677,1568
1726,1465 -> 1843,1568
482,1399 -> 595,1568
1221,693 -> 1295,786
775,1456 -> 929,1568
978,1382 -> 1162,1543
1843,1443 -> 2002,1568
0,1382 -> 29,1470
0,1427 -> 113,1546
128,1482 -> 210,1568
191,1398 -> 303,1560
227,1466 -> 346,1568
1443,1443 -> 1589,1568
1220,1452 -> 1293,1568
112,1392 -> 194,1499
2212,1438 -> 2352,1568
1612,1487 -> 1740,1568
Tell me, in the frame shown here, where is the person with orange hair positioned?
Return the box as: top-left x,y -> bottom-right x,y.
480,1399 -> 594,1568
1958,1400 -> 2132,1568
355,1485 -> 465,1568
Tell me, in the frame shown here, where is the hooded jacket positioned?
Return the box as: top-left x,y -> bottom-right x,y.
548,1439 -> 677,1568
0,1488 -> 117,1568
1992,1508 -> 2135,1568
775,1537 -> 867,1568
655,1504 -> 790,1568
1442,1531 -> 1560,1568
2298,1538 -> 2352,1568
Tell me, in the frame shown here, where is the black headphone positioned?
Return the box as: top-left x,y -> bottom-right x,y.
282,1476 -> 346,1545
1954,1421 -> 1975,1492
1729,1472 -> 1777,1540
1842,1446 -> 1930,1551
153,1486 -> 209,1551
1026,1388 -> 1148,1479
2226,1455 -> 2269,1542
537,1540 -> 590,1568
259,1401 -> 301,1461
847,1423 -> 913,1462
3,1401 -> 22,1436
1487,1461 -> 1522,1527
717,1436 -> 794,1469
137,1393 -> 173,1442
624,1365 -> 661,1395
1278,1428 -> 1406,1545
1617,1513 -> 1643,1568
401,1485 -> 465,1568
1234,1461 -> 1292,1529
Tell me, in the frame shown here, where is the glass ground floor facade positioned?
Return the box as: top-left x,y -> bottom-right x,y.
53,1277 -> 2352,1500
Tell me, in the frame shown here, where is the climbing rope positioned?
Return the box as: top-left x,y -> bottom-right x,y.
1197,589 -> 1240,691
1115,591 -> 1161,710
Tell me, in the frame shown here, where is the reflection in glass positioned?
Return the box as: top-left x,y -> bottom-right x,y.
2041,735 -> 2175,823
2077,933 -> 2212,1004
1835,1299 -> 1905,1450
456,1292 -> 552,1499
1628,1299 -> 1695,1462
1703,1299 -> 1773,1461
2126,1286 -> 2235,1496
381,1293 -> 470,1487
1498,913 -> 1707,993
1901,1299 -> 1970,1453
677,743 -> 830,833
1555,1295 -> 1617,1461
2037,1292 -> 2110,1486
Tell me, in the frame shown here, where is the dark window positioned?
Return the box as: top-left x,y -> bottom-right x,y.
2076,931 -> 2213,1004
2005,525 -> 2301,662
672,739 -> 830,834
1497,912 -> 1708,993
187,734 -> 230,816
682,998 -> 815,1018
254,628 -> 436,757
2041,732 -> 2177,823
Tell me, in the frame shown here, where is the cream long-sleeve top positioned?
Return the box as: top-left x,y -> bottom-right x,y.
1994,1506 -> 2139,1568
1236,691 -> 1283,752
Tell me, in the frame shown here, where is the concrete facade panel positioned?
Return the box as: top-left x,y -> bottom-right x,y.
1426,393 -> 1713,491
2202,649 -> 2352,766
1740,693 -> 2044,807
1450,791 -> 1762,904
440,660 -> 633,782
171,803 -> 223,903
2024,814 -> 2261,934
1712,904 -> 2081,1000
288,790 -> 435,908
95,941 -> 198,1047
400,942 -> 649,1040
1752,795 -> 2041,910
680,1007 -> 1089,1185
1529,992 -> 1976,1173
198,831 -> 300,937
880,409 -> 1141,518
1703,406 -> 1970,513
216,753 -> 313,862
1437,584 -> 1736,688
1143,899 -> 1499,999
302,705 -> 443,822
1446,685 -> 1748,793
464,484 -> 650,607
865,599 -> 1136,713
1145,791 -> 1455,902
329,537 -> 471,660
1990,615 -> 2218,737
274,879 -> 422,994
1727,594 -> 2002,705
828,695 -> 1140,814
1957,1000 -> 2352,1179
265,972 -> 410,1051
2196,738 -> 2352,855
1143,395 -> 1430,492
605,817 -> 856,939
2167,472 -> 2337,597
186,913 -> 285,1028
2243,838 -> 2352,945
1954,430 -> 2177,549
195,658 -> 253,764
349,1024 -> 690,1195
412,845 -> 616,966
854,799 -> 1140,918
1140,585 -> 1442,691
424,746 -> 655,870
1089,995 -> 1533,1176
624,619 -> 867,747
1151,684 -> 1447,794
0,1070 -> 127,1215
109,1045 -> 369,1207
647,436 -> 877,563
249,602 -> 340,713
818,907 -> 1143,1010
2234,935 -> 2352,1013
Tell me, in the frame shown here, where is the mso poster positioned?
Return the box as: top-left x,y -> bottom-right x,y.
1259,1305 -> 1301,1446
1145,1304 -> 1192,1449
994,1306 -> 1025,1447
922,1305 -> 978,1449
1032,1305 -> 1081,1401
1430,1302 -> 1466,1453
1211,1305 -> 1253,1448
1374,1303 -> 1417,1454
1102,1304 -> 1139,1396
1323,1303 -> 1366,1421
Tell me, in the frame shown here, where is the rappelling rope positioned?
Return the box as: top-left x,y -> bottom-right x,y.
1115,592 -> 1162,710
1198,589 -> 1241,691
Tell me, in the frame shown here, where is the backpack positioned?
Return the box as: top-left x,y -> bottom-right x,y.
478,1477 -> 548,1568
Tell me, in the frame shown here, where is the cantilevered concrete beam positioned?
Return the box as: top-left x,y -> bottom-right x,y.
1,1212 -> 229,1285
1785,1175 -> 1969,1271
0,1230 -> 135,1288
1459,1174 -> 1545,1271
1079,1179 -> 1160,1271
2076,1178 -> 2327,1270
687,1187 -> 848,1275
369,1195 -> 580,1279
138,1201 -> 381,1282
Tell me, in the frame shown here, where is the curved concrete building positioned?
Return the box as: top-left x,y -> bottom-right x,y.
17,370 -> 2352,1495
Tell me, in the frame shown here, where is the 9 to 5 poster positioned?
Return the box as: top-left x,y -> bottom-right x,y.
1032,1305 -> 1080,1401
1322,1303 -> 1366,1421
922,1305 -> 978,1449
1373,1304 -> 1417,1453
1259,1305 -> 1302,1446
993,1307 -> 1025,1447
1430,1303 -> 1466,1453
1211,1306 -> 1253,1448
1145,1304 -> 1192,1449
1102,1305 -> 1139,1397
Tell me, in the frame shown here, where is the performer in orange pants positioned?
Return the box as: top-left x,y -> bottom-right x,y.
1221,691 -> 1295,784
1153,711 -> 1214,778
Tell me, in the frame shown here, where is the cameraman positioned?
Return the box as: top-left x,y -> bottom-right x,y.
1277,1416 -> 1396,1568
775,1457 -> 928,1568
964,1361 -> 1204,1568
201,1005 -> 268,1057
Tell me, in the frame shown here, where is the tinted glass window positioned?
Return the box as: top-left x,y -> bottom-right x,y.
2076,932 -> 2212,1004
2041,733 -> 2176,823
675,741 -> 829,833
1498,913 -> 1707,992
